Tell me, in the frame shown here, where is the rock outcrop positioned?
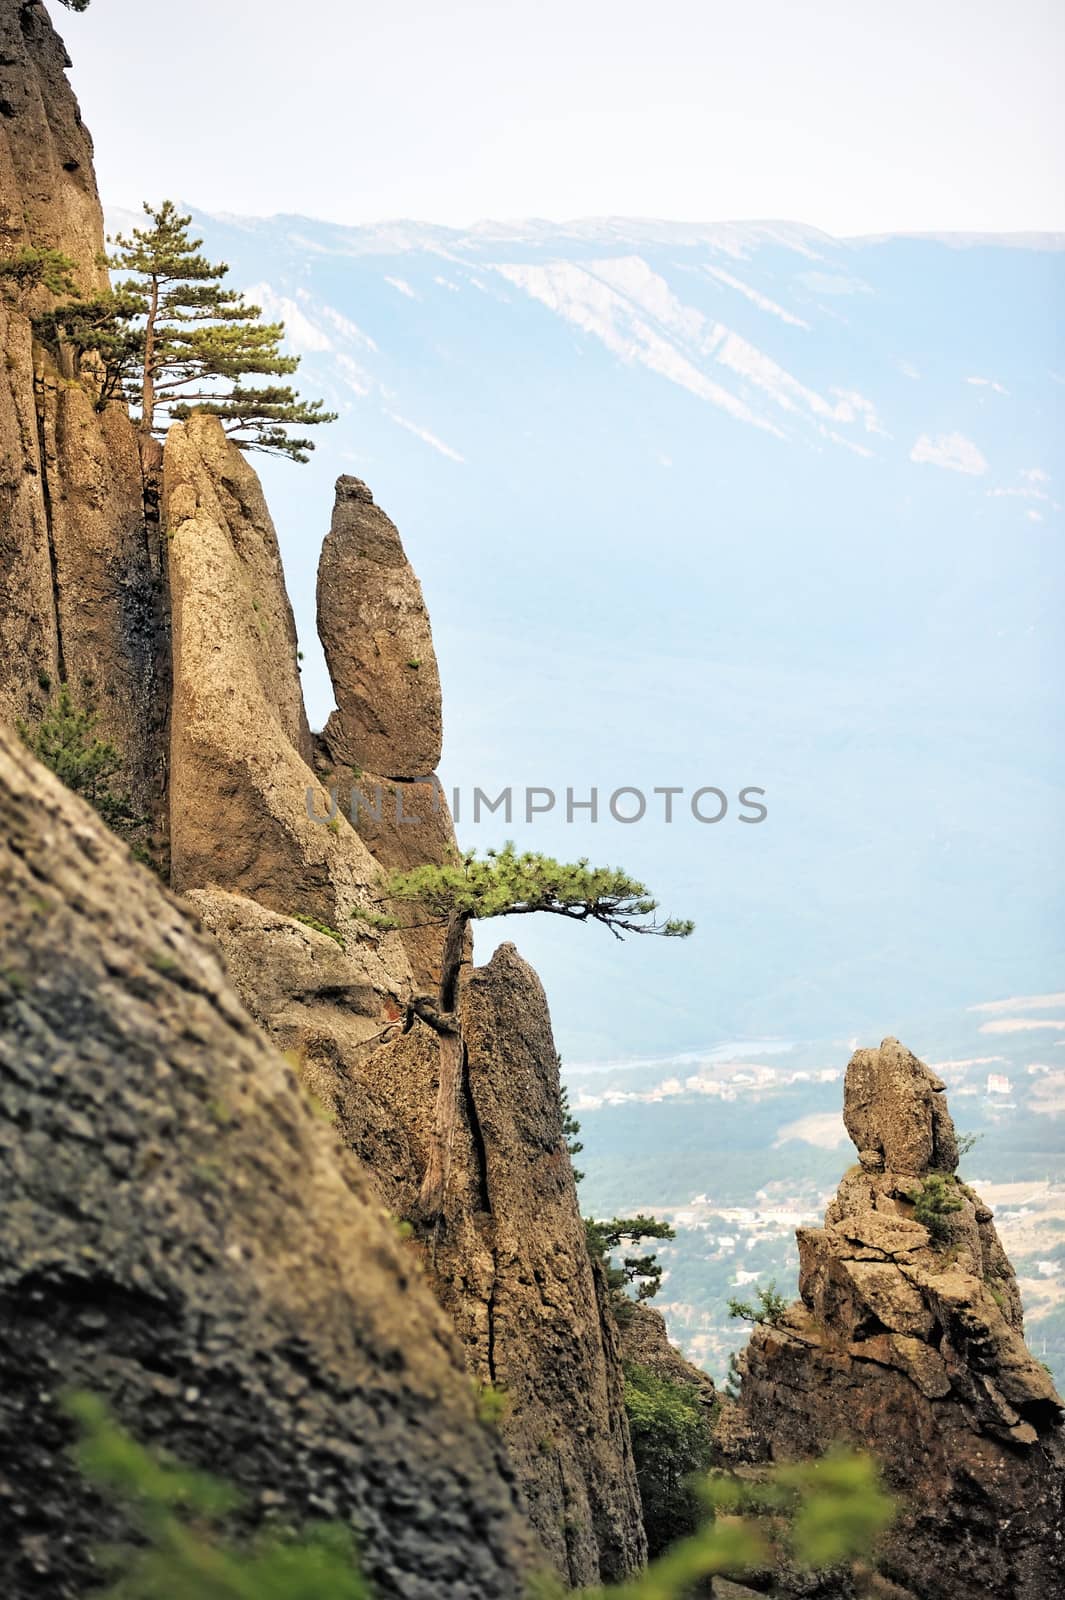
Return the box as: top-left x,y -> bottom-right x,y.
165,416 -> 402,981
620,1303 -> 718,1419
358,943 -> 647,1585
0,0 -> 168,832
0,725 -> 541,1600
317,475 -> 443,779
725,1038 -> 1065,1600
0,0 -> 108,288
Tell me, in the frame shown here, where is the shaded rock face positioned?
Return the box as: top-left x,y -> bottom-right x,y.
726,1037 -> 1065,1600
33,364 -> 169,827
317,475 -> 443,779
313,742 -> 462,993
185,885 -> 421,1201
357,944 -> 647,1586
0,0 -> 167,831
0,727 -> 542,1600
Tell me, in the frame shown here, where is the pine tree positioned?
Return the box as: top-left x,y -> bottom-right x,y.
382,842 -> 694,1018
364,844 -> 693,1221
109,201 -> 336,461
727,1279 -> 789,1327
586,1215 -> 677,1310
0,246 -> 79,311
18,685 -> 147,853
34,285 -> 146,409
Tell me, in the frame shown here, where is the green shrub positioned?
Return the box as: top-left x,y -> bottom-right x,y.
574,1445 -> 895,1600
727,1279 -> 789,1327
909,1173 -> 964,1244
292,913 -> 346,949
474,1381 -> 509,1429
624,1364 -> 714,1557
18,686 -> 149,855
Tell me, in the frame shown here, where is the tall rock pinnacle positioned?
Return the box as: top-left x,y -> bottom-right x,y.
722,1037 -> 1065,1600
317,476 -> 443,779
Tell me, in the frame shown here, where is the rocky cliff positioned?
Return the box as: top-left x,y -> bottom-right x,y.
0,725 -> 540,1600
0,0 -> 169,836
722,1038 -> 1065,1599
0,2 -> 646,1587
358,944 -> 647,1584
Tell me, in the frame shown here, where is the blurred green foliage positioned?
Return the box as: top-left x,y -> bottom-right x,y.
63,1392 -> 369,1600
65,1392 -> 893,1600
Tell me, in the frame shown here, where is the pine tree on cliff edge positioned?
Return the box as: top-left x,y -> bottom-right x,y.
110,201 -> 336,462
365,843 -> 693,1219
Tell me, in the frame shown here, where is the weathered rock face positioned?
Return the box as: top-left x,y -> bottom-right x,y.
0,302 -> 53,714
165,417 -> 404,986
0,726 -> 541,1600
725,1037 -> 1065,1600
357,944 -> 647,1586
843,1035 -> 959,1175
0,0 -> 108,288
0,0 -> 167,832
312,743 -> 463,992
317,475 -> 443,779
33,362 -> 169,826
314,473 -> 459,989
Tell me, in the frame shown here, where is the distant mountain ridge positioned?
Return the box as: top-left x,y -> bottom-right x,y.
108,208 -> 1065,251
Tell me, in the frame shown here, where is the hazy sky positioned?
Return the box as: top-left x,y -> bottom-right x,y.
61,0 -> 1063,233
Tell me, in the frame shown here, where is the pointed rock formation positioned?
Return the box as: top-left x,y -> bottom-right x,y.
724,1037 -> 1065,1600
0,725 -> 541,1600
315,474 -> 461,990
317,476 -> 442,778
